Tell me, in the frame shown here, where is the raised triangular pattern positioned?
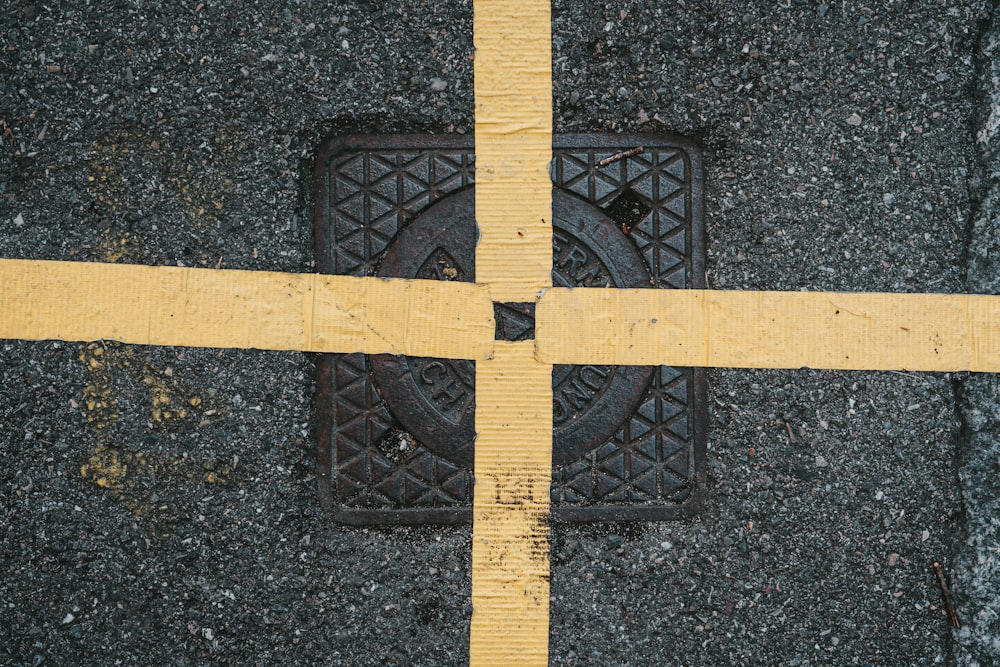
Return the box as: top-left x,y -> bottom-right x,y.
665,191 -> 687,219
659,152 -> 686,180
628,415 -> 653,440
662,264 -> 688,288
321,139 -> 700,518
439,468 -> 470,501
662,228 -> 687,254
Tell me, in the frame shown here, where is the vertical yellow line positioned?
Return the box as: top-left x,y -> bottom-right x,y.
470,341 -> 553,665
473,0 -> 553,302
471,0 -> 554,663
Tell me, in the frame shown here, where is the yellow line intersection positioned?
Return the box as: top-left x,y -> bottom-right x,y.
0,2 -> 998,666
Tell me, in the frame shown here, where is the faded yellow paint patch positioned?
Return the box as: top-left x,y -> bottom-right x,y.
473,0 -> 552,302
88,126 -> 161,215
536,288 -> 1000,372
77,340 -> 226,430
87,126 -> 243,269
80,443 -> 233,535
79,443 -> 128,491
0,259 -> 495,359
79,342 -> 122,429
89,126 -> 240,226
167,129 -> 241,221
93,228 -> 139,264
141,365 -> 224,428
470,341 -> 552,666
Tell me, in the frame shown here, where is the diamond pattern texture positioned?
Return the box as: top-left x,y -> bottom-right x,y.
315,135 -> 704,521
551,367 -> 693,505
552,148 -> 691,288
327,151 -> 474,276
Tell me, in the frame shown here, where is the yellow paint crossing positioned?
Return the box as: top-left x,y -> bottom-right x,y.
0,2 -> 997,665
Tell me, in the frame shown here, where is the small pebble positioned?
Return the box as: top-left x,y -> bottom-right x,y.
846,113 -> 862,126
429,77 -> 448,92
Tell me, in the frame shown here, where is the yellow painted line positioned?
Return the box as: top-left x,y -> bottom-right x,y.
473,0 -> 552,302
471,0 -> 553,663
0,259 -> 495,359
10,4 -> 995,665
536,288 -> 1000,372
470,341 -> 552,665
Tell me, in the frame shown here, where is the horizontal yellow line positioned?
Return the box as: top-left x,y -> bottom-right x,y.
0,259 -> 495,359
536,288 -> 1000,372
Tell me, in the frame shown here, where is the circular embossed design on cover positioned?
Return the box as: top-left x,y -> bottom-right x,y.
371,187 -> 655,468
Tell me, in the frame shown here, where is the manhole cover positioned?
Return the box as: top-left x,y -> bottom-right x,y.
370,187 -> 655,470
314,134 -> 706,523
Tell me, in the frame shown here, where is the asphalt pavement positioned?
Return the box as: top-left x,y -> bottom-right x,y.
2,1 -> 999,665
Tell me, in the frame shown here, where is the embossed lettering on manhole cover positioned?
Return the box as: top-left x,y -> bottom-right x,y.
314,134 -> 706,524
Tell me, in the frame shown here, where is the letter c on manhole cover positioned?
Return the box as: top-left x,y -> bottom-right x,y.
370,187 -> 655,468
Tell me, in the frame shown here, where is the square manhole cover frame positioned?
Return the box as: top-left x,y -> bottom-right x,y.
314,133 -> 706,524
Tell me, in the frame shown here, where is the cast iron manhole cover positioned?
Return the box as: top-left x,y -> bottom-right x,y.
314,134 -> 706,523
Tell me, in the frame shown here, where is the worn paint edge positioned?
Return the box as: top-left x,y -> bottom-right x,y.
470,341 -> 552,665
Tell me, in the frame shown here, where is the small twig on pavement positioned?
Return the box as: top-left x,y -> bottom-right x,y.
598,146 -> 643,167
933,561 -> 960,628
620,602 -> 631,632
1,114 -> 15,145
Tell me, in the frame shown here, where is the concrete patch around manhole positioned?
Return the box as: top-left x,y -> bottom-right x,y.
313,134 -> 706,524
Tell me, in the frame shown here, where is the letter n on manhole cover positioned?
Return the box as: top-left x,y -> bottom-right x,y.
313,134 -> 707,524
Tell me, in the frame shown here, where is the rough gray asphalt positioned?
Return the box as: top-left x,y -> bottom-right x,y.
1,1 -> 997,665
955,5 -> 1000,665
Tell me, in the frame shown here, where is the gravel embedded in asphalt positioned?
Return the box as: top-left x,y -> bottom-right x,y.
1,1 -> 997,664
